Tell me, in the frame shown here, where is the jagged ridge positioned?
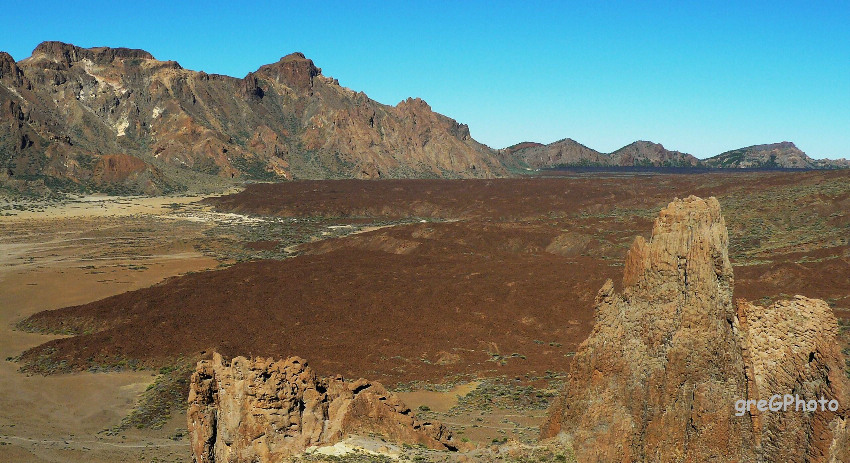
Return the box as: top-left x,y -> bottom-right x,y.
0,41 -> 504,194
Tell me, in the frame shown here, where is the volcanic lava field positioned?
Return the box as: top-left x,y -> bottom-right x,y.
3,170 -> 850,459
18,171 -> 850,380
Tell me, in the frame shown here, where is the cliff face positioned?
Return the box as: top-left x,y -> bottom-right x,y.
0,42 -> 504,194
188,353 -> 455,462
543,196 -> 850,462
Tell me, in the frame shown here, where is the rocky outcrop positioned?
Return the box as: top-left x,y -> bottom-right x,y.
542,196 -> 753,461
0,52 -> 25,86
188,353 -> 455,462
542,195 -> 850,462
737,297 -> 850,462
255,52 -> 321,91
0,41 -> 504,195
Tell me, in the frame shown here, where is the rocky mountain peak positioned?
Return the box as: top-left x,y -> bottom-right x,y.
30,41 -> 155,67
396,96 -> 432,112
255,51 -> 321,89
762,141 -> 797,150
1,42 -> 503,194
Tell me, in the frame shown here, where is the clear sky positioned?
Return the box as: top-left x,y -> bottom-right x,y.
3,0 -> 849,159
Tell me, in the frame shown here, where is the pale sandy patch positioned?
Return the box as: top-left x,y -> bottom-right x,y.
0,195 -> 221,462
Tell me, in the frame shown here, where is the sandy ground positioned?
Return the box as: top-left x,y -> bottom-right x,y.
0,195 -> 219,462
397,382 -> 481,413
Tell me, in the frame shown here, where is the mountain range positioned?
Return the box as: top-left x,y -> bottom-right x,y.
499,139 -> 849,171
1,42 -> 846,195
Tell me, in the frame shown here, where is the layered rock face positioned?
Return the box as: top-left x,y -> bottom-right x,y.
542,196 -> 850,462
0,41 -> 503,194
188,353 -> 455,462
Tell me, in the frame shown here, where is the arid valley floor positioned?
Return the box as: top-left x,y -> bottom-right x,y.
2,170 -> 849,462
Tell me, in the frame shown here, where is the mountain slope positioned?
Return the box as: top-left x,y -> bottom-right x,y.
0,42 -> 504,194
609,140 -> 699,167
703,142 -> 850,169
497,138 -> 606,170
505,138 -> 847,170
501,138 -> 698,168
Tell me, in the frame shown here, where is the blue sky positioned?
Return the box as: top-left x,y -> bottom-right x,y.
3,1 -> 849,159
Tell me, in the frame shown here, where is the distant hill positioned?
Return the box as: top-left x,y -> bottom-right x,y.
497,138 -> 606,170
500,139 -> 699,169
502,139 -> 847,170
0,42 -> 504,195
703,142 -> 850,169
609,141 -> 700,167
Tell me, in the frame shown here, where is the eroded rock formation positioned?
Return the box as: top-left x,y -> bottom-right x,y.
542,195 -> 850,462
188,353 -> 455,462
737,297 -> 850,462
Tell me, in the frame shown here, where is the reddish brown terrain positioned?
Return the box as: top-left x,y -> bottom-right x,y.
0,169 -> 846,462
17,171 -> 850,387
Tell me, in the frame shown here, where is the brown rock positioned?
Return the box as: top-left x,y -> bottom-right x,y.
91,154 -> 148,182
543,196 -> 753,462
31,41 -> 155,67
255,52 -> 321,91
543,195 -> 850,462
241,72 -> 264,100
187,353 -> 456,462
0,52 -> 25,86
737,296 -> 850,462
